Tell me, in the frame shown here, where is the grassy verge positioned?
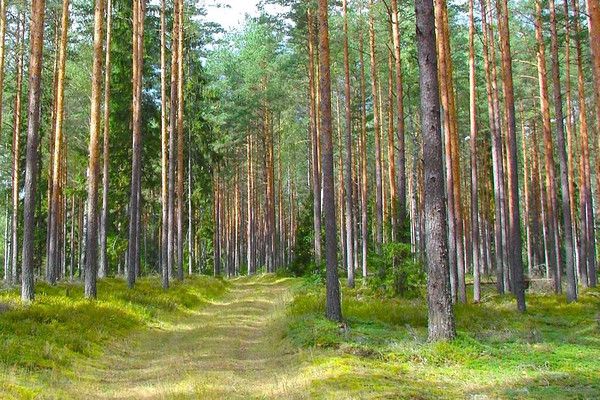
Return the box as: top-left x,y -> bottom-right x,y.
286,280 -> 600,399
0,276 -> 228,398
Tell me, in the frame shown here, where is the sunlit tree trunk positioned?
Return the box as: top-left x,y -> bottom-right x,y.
84,0 -> 106,298
160,0 -> 169,287
587,0 -> 600,130
21,0 -> 46,301
48,0 -> 70,285
415,0 -> 455,340
126,0 -> 143,289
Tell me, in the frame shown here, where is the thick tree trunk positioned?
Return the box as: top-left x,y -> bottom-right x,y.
317,0 -> 342,322
415,0 -> 455,340
84,0 -> 105,298
496,0 -> 526,311
21,0 -> 46,302
99,0 -> 112,280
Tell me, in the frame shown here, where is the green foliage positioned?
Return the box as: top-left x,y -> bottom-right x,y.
288,193 -> 321,278
0,276 -> 228,375
367,242 -> 426,298
286,282 -> 600,398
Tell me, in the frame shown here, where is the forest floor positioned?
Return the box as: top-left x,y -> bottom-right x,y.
1,275 -> 600,399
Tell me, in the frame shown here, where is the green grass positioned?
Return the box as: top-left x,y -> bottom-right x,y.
0,276 -> 229,398
286,280 -> 600,399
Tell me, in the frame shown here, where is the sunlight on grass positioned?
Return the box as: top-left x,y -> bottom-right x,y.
286,281 -> 600,399
0,276 -> 228,398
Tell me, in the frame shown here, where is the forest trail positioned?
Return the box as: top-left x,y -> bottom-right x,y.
60,277 -> 305,399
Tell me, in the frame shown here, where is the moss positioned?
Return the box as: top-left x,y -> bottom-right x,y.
0,276 -> 228,397
286,282 -> 600,399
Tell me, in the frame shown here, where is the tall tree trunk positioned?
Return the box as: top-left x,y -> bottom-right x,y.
468,0 -> 480,302
167,0 -> 179,281
342,0 -> 355,288
369,0 -> 383,253
21,0 -> 46,301
587,0 -> 600,130
318,0 -> 342,322
496,0 -> 526,311
307,7 -> 322,266
415,0 -> 455,340
387,52 -> 398,242
160,0 -> 169,288
390,0 -> 406,228
99,0 -> 112,280
0,0 -> 6,144
48,0 -> 70,284
126,0 -> 143,288
247,134 -> 255,274
535,0 -> 561,293
359,17 -> 368,279
10,13 -> 24,286
547,0 -> 576,301
573,0 -> 596,287
176,0 -> 184,281
84,0 -> 105,298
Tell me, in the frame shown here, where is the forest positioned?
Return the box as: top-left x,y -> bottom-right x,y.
0,0 -> 599,397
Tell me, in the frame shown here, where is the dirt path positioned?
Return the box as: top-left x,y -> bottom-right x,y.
61,277 -> 306,399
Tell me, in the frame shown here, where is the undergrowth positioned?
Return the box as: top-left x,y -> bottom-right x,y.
286,279 -> 600,399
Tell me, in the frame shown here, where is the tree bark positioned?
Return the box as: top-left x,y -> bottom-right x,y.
21,0 -> 46,302
99,0 -> 112,280
468,0 -> 480,302
415,0 -> 455,340
317,0 -> 342,322
390,0 -> 406,228
535,0 -> 561,293
48,0 -> 70,285
10,13 -> 24,286
84,0 -> 105,298
369,0 -> 383,253
496,0 -> 526,311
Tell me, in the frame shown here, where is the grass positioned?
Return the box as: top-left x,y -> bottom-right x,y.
0,276 -> 229,398
286,280 -> 600,399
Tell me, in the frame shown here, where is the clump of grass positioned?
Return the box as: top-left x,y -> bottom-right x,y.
0,276 -> 228,373
286,281 -> 600,398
